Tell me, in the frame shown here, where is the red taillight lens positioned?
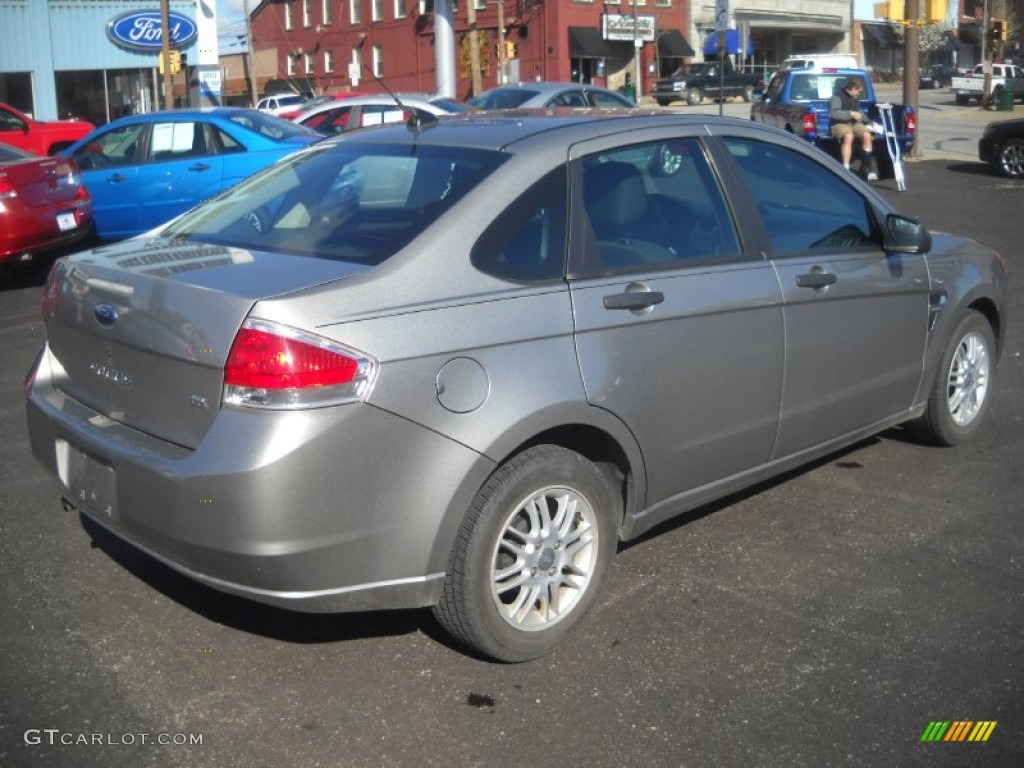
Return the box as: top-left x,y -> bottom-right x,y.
223,320 -> 376,409
0,173 -> 16,199
802,113 -> 817,137
906,112 -> 916,136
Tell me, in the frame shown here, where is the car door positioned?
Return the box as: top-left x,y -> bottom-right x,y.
135,119 -> 224,233
717,134 -> 929,457
70,121 -> 146,239
568,134 -> 784,511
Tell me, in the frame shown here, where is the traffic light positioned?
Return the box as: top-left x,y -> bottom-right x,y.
924,0 -> 946,22
987,20 -> 1005,46
504,40 -> 516,60
158,50 -> 182,75
873,0 -> 904,21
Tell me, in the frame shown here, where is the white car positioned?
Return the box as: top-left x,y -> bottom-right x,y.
292,93 -> 465,136
256,94 -> 308,117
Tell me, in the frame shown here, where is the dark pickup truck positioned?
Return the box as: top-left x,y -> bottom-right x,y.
651,60 -> 763,107
750,68 -> 915,175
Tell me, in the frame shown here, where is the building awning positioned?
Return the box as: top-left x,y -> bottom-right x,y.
861,23 -> 902,48
568,27 -> 610,59
658,30 -> 695,58
703,29 -> 753,57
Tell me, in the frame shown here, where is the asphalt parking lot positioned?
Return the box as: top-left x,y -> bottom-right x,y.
1,157 -> 1022,768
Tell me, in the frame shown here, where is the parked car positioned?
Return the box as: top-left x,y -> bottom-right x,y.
60,108 -> 321,240
0,102 -> 94,156
651,59 -> 763,106
256,94 -> 309,117
468,82 -> 634,109
294,93 -> 466,135
25,111 -> 1007,662
919,64 -> 957,89
0,142 -> 92,266
277,91 -> 369,121
979,117 -> 1024,178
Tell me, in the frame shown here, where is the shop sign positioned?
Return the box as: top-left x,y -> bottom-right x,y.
107,10 -> 198,52
602,14 -> 655,43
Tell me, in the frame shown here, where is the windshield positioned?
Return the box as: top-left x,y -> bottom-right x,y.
161,141 -> 507,266
225,110 -> 318,141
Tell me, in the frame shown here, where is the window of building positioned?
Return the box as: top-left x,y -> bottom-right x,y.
351,47 -> 363,82
372,0 -> 383,21
350,0 -> 362,25
304,52 -> 315,75
285,0 -> 294,30
287,53 -> 298,76
394,0 -> 407,17
373,43 -> 384,76
322,0 -> 333,24
325,49 -> 335,73
303,0 -> 312,27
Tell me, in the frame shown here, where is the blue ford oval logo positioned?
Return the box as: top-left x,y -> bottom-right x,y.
106,11 -> 198,52
94,304 -> 119,326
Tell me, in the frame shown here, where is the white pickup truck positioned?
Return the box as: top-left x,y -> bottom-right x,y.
951,63 -> 1024,104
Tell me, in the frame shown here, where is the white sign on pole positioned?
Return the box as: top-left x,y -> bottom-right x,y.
715,0 -> 729,32
348,62 -> 361,86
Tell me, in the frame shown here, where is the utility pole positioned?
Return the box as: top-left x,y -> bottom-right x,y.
496,0 -> 506,85
243,0 -> 258,106
467,1 -> 482,96
902,0 -> 920,155
160,0 -> 174,109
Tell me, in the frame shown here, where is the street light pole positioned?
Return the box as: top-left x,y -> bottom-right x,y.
243,0 -> 258,107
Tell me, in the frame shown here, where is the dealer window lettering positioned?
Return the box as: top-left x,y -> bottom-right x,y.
24,729 -> 203,746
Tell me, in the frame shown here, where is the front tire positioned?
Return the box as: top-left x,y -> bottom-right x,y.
910,310 -> 996,446
997,138 -> 1024,178
685,87 -> 703,106
433,445 -> 619,662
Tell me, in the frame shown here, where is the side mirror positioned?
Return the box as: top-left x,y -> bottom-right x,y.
884,213 -> 931,254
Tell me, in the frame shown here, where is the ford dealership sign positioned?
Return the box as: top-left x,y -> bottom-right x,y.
107,10 -> 197,52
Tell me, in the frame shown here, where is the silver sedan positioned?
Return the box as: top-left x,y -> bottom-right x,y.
25,111 -> 1007,662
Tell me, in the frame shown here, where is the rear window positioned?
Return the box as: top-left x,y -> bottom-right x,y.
469,89 -> 541,109
163,141 -> 506,266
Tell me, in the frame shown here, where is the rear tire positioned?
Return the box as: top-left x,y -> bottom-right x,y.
686,88 -> 703,106
433,445 -> 619,662
742,84 -> 755,102
910,310 -> 996,446
955,93 -> 969,105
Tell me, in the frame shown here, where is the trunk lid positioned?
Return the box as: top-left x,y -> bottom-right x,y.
1,156 -> 81,208
44,238 -> 367,449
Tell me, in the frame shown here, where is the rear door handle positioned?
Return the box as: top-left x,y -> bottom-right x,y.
796,272 -> 837,288
603,291 -> 665,310
106,173 -> 127,183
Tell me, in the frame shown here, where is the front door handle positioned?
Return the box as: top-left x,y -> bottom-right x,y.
603,291 -> 665,310
188,163 -> 211,172
796,272 -> 837,288
105,173 -> 128,183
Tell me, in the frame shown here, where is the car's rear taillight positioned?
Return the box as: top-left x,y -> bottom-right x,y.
906,111 -> 916,136
0,174 -> 17,200
802,113 -> 817,138
223,319 -> 377,409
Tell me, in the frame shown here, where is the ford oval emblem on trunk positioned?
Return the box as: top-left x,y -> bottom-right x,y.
94,304 -> 119,326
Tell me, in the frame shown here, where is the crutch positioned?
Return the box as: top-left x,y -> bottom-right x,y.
876,103 -> 906,191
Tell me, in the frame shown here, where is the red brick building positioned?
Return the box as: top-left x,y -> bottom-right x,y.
249,1 -> 693,101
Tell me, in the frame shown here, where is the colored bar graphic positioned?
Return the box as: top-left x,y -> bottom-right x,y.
921,721 -> 996,742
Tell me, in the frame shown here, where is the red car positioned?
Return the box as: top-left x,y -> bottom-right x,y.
0,142 -> 93,266
0,102 -> 94,156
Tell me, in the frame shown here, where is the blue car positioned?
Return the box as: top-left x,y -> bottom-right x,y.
62,108 -> 320,240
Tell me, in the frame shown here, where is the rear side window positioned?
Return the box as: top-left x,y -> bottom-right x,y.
723,137 -> 880,254
472,166 -> 567,282
166,143 -> 507,265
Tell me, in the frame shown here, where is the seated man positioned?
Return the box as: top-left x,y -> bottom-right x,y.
829,77 -> 878,181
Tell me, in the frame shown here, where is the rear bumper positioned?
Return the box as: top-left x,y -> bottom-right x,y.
25,344 -> 492,612
0,208 -> 92,261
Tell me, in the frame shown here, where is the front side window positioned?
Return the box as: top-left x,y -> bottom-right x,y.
164,143 -> 507,266
723,137 -> 880,254
574,138 -> 741,274
72,123 -> 145,170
